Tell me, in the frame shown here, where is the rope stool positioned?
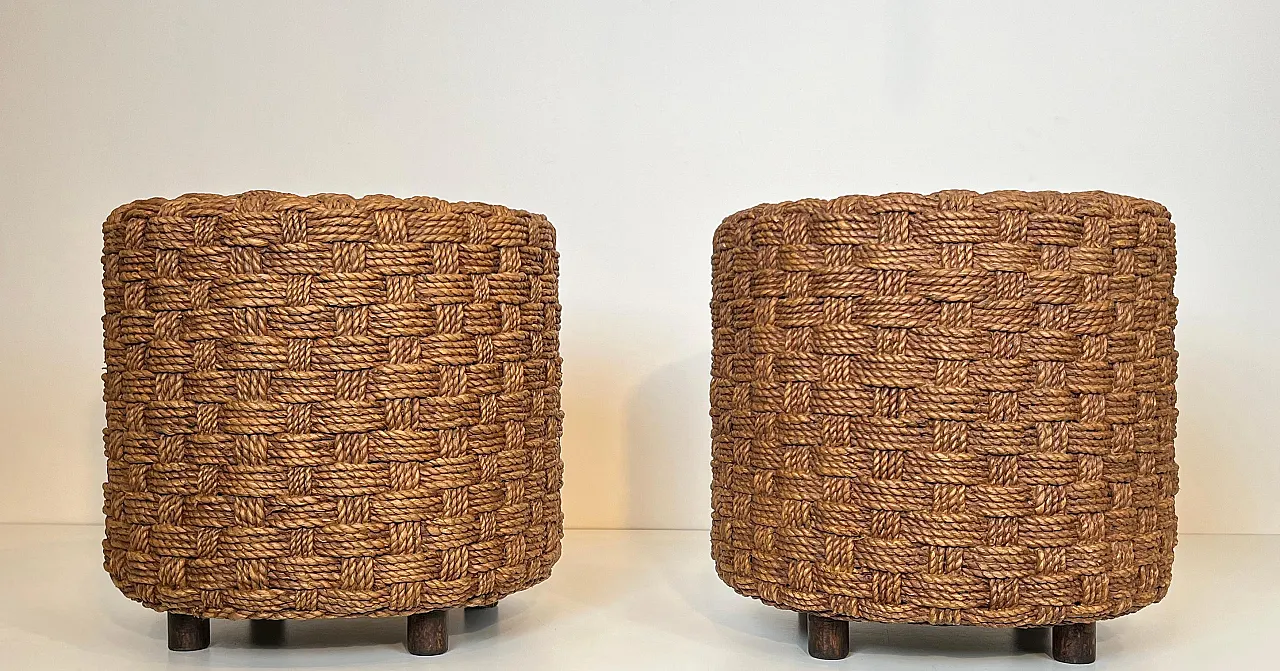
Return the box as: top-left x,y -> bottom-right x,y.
101,192 -> 563,654
709,191 -> 1177,663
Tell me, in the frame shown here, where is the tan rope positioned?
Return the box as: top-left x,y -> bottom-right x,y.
102,191 -> 564,620
709,190 -> 1177,627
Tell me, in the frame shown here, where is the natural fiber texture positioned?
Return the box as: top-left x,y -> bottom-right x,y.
710,190 -> 1178,627
102,191 -> 563,620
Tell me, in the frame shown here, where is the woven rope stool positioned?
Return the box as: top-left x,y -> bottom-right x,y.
101,191 -> 563,655
709,190 -> 1177,664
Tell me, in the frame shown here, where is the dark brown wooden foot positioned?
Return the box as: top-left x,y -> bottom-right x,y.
806,614 -> 849,660
1015,626 -> 1047,652
1051,623 -> 1096,664
250,619 -> 285,646
406,610 -> 448,656
167,613 -> 210,652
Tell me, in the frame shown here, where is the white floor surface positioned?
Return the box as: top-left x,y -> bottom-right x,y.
0,525 -> 1272,670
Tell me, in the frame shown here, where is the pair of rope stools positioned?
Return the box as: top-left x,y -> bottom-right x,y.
102,190 -> 1177,663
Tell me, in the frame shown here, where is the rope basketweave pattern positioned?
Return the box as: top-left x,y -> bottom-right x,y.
102,192 -> 563,620
710,190 -> 1178,627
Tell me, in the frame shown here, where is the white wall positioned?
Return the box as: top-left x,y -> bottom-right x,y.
1,0 -> 1277,532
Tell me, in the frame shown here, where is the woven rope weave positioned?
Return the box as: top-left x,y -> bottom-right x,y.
102,191 -> 563,620
710,190 -> 1177,627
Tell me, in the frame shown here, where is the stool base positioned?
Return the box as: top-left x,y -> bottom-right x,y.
161,602 -> 502,655
795,613 -> 1098,663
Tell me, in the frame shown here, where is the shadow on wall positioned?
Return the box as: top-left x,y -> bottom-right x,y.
558,349 -> 630,529
1173,320 -> 1277,534
624,351 -> 713,531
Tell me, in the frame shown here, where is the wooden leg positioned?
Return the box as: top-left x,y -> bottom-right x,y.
250,619 -> 285,646
167,613 -> 210,652
806,614 -> 849,660
1051,623 -> 1096,664
406,610 -> 449,656
1014,626 -> 1047,652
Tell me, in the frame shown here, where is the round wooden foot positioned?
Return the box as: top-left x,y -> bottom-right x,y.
1051,623 -> 1096,664
1014,626 -> 1047,652
406,610 -> 448,656
167,613 -> 210,652
250,619 -> 285,646
806,614 -> 849,660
